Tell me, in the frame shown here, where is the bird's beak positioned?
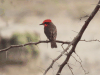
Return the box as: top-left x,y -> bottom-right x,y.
40,23 -> 44,25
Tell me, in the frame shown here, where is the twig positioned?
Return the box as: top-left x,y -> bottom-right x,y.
0,40 -> 70,52
72,30 -> 78,33
56,1 -> 100,75
49,57 -> 60,66
43,60 -> 55,75
37,66 -> 45,74
0,39 -> 100,53
44,40 -> 73,75
61,44 -> 65,50
74,52 -> 82,62
67,63 -> 74,75
52,67 -> 55,75
79,15 -> 89,20
0,1 -> 100,75
80,39 -> 100,42
72,55 -> 88,74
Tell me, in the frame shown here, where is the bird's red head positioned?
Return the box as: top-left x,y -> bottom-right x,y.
40,19 -> 52,27
43,19 -> 51,23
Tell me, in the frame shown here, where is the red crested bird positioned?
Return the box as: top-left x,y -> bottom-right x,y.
40,19 -> 57,48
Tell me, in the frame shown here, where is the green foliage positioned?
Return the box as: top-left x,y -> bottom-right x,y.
0,32 -> 39,62
10,32 -> 39,56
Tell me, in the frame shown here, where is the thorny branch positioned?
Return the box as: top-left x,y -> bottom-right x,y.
56,1 -> 100,75
80,39 -> 100,42
67,63 -> 74,75
0,1 -> 100,75
0,39 -> 99,52
72,55 -> 88,74
0,40 -> 70,52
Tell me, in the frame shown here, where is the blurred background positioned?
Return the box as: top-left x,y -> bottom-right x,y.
0,0 -> 100,75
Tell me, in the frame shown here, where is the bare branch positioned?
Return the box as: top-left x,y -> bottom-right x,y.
0,39 -> 100,53
43,60 -> 55,75
79,15 -> 89,20
74,52 -> 82,62
67,63 -> 74,75
0,1 -> 100,75
0,40 -> 70,52
80,39 -> 100,42
44,41 -> 73,75
61,44 -> 65,50
56,1 -> 100,75
72,56 -> 88,74
56,46 -> 74,75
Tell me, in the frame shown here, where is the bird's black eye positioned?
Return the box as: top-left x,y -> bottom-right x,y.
44,22 -> 48,24
44,22 -> 50,25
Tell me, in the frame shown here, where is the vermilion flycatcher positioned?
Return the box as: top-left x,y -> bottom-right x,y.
40,19 -> 57,48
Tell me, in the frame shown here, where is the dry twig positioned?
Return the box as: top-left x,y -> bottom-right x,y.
0,40 -> 70,52
80,39 -> 100,42
56,1 -> 100,75
0,1 -> 100,75
67,63 -> 74,75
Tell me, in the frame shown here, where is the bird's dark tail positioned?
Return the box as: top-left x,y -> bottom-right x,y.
51,40 -> 57,48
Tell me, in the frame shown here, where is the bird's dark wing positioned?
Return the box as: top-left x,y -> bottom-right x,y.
44,25 -> 57,41
52,27 -> 57,40
44,26 -> 52,40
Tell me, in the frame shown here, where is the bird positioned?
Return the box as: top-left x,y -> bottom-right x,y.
40,19 -> 57,48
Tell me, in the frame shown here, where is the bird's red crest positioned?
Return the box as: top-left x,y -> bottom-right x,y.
43,19 -> 51,23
